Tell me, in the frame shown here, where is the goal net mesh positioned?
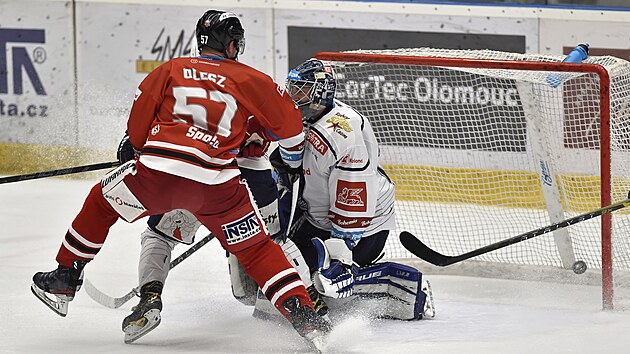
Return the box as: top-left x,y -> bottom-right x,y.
319,48 -> 630,273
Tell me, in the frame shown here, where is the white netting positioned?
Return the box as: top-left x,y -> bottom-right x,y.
319,48 -> 630,275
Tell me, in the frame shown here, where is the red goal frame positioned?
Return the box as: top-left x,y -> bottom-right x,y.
315,51 -> 614,310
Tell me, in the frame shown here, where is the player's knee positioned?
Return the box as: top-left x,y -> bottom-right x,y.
141,228 -> 178,251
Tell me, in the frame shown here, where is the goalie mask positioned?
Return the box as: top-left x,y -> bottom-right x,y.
286,59 -> 336,124
194,10 -> 245,59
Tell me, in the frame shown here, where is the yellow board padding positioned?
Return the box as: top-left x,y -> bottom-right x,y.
136,60 -> 165,73
381,163 -> 630,213
2,143 -> 628,214
0,142 -> 116,180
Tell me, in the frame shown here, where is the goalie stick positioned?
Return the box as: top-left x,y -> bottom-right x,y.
0,161 -> 120,184
286,176 -> 301,237
400,195 -> 630,266
85,233 -> 215,309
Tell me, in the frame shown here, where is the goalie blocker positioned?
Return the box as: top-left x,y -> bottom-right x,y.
252,261 -> 435,321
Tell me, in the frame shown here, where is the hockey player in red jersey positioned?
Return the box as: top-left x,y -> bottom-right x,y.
117,117 -> 307,344
31,9 -> 329,347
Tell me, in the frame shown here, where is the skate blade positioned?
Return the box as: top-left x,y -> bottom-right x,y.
123,309 -> 161,344
31,283 -> 69,317
422,279 -> 436,319
304,330 -> 327,353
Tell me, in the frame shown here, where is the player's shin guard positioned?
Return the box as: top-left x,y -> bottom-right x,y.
138,228 -> 176,286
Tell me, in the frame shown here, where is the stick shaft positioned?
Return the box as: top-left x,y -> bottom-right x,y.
170,234 -> 214,269
401,198 -> 630,266
85,234 -> 215,308
0,161 -> 120,184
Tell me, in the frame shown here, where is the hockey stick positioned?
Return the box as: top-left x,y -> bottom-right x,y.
286,177 -> 301,237
400,196 -> 630,267
84,233 -> 215,309
0,161 -> 120,184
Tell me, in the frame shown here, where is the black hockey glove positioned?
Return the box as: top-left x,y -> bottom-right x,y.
117,131 -> 139,164
270,148 -> 302,190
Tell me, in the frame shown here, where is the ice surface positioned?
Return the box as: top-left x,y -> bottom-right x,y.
1,177 -> 629,353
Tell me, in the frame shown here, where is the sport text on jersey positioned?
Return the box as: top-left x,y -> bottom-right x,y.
185,126 -> 220,149
182,68 -> 226,87
222,212 -> 261,245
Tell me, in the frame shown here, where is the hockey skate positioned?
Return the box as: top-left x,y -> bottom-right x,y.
307,285 -> 333,327
31,260 -> 86,317
283,296 -> 332,352
122,281 -> 163,344
422,279 -> 436,319
307,285 -> 329,316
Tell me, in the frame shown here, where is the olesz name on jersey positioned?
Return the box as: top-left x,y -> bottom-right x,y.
182,68 -> 226,87
335,74 -> 519,107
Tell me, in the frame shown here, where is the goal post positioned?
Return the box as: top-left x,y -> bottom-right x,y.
314,48 -> 630,310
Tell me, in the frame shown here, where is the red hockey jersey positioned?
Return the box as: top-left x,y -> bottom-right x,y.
127,56 -> 304,185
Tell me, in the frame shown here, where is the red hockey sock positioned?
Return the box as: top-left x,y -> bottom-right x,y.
235,238 -> 312,318
56,183 -> 120,267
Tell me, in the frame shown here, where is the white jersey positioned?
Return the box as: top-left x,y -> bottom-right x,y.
301,99 -> 395,244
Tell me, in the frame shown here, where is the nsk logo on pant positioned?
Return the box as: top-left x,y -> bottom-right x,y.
222,211 -> 261,245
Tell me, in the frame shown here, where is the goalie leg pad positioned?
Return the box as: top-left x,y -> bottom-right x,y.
278,238 -> 313,288
240,168 -> 281,237
252,288 -> 284,322
227,252 -> 259,306
354,262 -> 428,320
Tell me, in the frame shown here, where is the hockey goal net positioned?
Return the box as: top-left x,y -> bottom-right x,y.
314,48 -> 630,310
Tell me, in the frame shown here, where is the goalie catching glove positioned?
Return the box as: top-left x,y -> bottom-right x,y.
311,238 -> 358,299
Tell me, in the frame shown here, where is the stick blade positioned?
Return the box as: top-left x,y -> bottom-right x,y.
84,279 -> 136,309
399,231 -> 452,267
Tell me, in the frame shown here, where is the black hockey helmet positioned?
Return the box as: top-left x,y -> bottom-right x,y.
195,10 -> 245,59
285,59 -> 336,124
